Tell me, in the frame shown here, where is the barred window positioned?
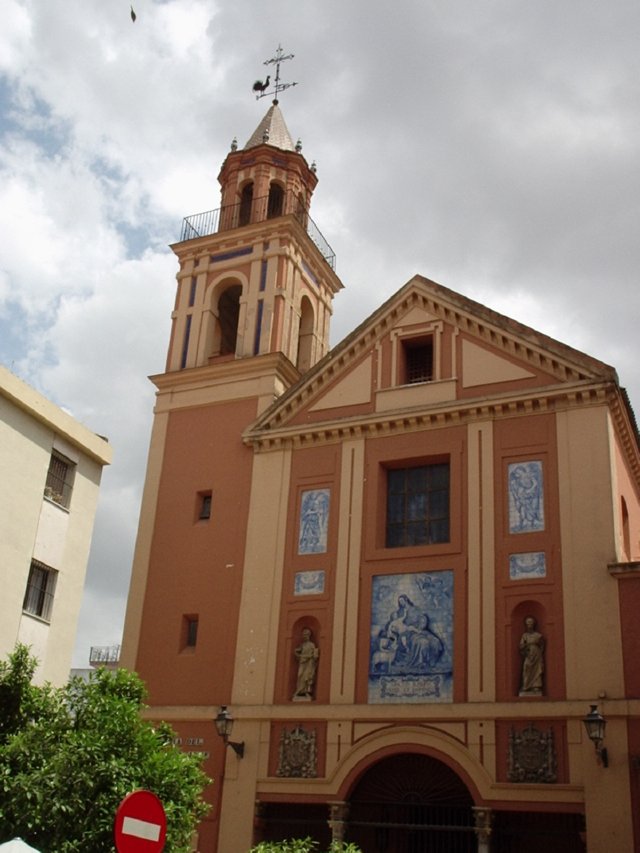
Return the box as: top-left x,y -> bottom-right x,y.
386,463 -> 450,547
23,560 -> 57,622
403,338 -> 433,384
44,451 -> 74,509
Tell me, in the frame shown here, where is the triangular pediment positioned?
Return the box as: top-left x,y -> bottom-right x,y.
245,275 -> 618,442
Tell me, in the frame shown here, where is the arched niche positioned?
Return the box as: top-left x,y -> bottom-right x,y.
288,616 -> 321,702
296,295 -> 315,373
511,600 -> 546,698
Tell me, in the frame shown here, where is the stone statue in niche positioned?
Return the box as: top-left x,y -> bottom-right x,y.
293,627 -> 319,701
519,616 -> 545,696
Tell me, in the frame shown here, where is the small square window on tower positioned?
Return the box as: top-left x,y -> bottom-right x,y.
197,491 -> 212,521
182,614 -> 199,650
402,336 -> 434,384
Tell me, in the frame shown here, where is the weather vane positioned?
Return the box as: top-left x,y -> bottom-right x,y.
252,45 -> 298,105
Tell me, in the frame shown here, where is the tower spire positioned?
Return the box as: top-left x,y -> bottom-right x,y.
252,44 -> 298,105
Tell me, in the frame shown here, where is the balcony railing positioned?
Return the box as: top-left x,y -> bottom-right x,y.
89,644 -> 121,667
180,191 -> 336,270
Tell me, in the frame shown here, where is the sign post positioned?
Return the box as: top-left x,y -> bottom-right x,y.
114,790 -> 167,853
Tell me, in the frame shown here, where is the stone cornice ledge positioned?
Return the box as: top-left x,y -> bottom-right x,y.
608,561 -> 640,578
244,381 -> 611,452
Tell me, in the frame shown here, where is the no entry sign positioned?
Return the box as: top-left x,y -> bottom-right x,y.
114,790 -> 167,852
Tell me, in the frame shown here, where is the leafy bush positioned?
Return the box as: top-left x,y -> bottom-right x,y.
0,645 -> 210,852
249,839 -> 362,852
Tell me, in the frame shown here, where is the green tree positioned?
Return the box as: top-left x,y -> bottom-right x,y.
0,645 -> 210,852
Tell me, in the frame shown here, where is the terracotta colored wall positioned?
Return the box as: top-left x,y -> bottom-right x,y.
493,413 -> 566,702
274,444 -> 341,704
612,430 -> 640,561
618,576 -> 640,697
135,397 -> 257,706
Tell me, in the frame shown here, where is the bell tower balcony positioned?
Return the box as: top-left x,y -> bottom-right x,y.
179,190 -> 336,270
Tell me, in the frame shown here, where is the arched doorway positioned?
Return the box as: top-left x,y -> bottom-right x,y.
347,752 -> 475,853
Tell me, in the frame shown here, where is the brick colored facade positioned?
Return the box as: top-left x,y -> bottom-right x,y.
122,105 -> 640,853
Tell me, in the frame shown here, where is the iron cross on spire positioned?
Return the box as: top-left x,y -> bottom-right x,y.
252,45 -> 298,104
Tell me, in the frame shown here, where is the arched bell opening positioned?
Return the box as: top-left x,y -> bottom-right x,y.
239,182 -> 254,226
267,182 -> 285,219
206,281 -> 242,358
296,296 -> 315,373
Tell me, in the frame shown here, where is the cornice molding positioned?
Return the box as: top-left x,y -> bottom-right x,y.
244,381 -> 640,490
170,215 -> 343,295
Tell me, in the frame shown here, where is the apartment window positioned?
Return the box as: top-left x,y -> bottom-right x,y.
23,560 -> 57,622
403,337 -> 434,384
386,463 -> 450,547
44,451 -> 74,508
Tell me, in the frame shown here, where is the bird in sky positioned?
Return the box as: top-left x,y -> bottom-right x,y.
130,5 -> 136,22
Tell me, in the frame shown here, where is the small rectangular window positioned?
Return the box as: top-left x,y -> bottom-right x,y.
23,560 -> 57,622
386,463 -> 450,547
183,615 -> 199,648
188,276 -> 197,307
403,337 -> 434,384
198,491 -> 212,521
44,451 -> 74,508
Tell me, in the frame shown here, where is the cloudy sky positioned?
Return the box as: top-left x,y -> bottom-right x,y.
2,0 -> 639,667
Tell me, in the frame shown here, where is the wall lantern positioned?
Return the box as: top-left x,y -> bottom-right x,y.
583,705 -> 608,767
215,705 -> 245,758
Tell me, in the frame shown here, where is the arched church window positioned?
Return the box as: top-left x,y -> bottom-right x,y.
296,296 -> 314,372
267,182 -> 284,219
218,285 -> 242,355
622,495 -> 631,559
239,182 -> 253,226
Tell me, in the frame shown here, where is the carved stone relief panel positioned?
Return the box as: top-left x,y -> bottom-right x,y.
276,725 -> 317,778
508,723 -> 557,783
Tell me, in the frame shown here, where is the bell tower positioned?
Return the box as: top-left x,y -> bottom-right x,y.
121,81 -> 345,727
165,101 -> 343,377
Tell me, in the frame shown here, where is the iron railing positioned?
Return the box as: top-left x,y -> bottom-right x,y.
89,644 -> 121,666
180,191 -> 336,270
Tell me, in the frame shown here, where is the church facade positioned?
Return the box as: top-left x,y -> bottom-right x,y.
121,103 -> 640,852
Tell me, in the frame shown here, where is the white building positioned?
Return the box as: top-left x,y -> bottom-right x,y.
0,365 -> 112,685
